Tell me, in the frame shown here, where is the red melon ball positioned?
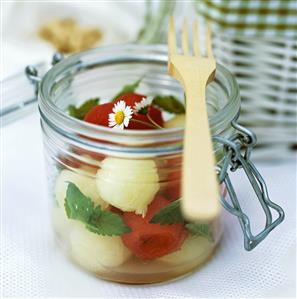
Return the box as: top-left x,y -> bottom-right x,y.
121,195 -> 187,260
84,93 -> 164,130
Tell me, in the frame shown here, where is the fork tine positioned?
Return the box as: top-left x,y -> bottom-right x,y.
206,21 -> 214,58
168,16 -> 177,55
181,18 -> 189,56
192,20 -> 200,57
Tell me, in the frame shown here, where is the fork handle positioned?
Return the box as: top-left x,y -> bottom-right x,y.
182,84 -> 221,221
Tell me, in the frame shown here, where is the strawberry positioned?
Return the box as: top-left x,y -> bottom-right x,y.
121,195 -> 187,259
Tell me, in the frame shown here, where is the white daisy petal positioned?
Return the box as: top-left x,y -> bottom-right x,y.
133,102 -> 140,111
123,118 -> 129,127
109,113 -> 115,120
108,101 -> 133,129
118,101 -> 125,111
133,97 -> 153,113
113,104 -> 119,112
124,107 -> 132,117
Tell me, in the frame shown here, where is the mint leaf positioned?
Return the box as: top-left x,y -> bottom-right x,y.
185,223 -> 213,241
149,198 -> 213,241
64,183 -> 131,236
87,206 -> 131,236
138,106 -> 149,115
149,200 -> 184,225
68,97 -> 100,120
111,78 -> 142,101
152,95 -> 185,114
64,182 -> 94,222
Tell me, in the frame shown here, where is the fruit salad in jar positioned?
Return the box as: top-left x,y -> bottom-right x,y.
52,79 -> 223,284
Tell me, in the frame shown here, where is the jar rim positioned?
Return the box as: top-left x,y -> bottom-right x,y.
39,44 -> 240,154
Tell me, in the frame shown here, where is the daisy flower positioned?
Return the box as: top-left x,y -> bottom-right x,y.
108,100 -> 133,130
133,97 -> 153,114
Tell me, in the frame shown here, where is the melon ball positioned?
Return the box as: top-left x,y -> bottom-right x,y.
51,206 -> 82,240
164,114 -> 185,128
70,225 -> 131,272
158,235 -> 213,264
52,207 -> 72,240
54,169 -> 108,214
96,158 -> 160,215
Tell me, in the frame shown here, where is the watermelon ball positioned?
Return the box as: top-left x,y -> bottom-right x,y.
121,195 -> 187,260
114,93 -> 164,130
159,156 -> 182,201
84,102 -> 114,127
161,170 -> 182,201
84,93 -> 164,130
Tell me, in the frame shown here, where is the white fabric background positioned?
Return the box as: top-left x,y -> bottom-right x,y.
1,112 -> 296,298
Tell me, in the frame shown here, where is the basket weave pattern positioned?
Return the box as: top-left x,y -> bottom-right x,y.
212,32 -> 297,160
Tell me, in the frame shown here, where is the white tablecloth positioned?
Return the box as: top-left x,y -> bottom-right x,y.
1,112 -> 296,298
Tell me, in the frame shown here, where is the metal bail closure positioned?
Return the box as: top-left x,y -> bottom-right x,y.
214,121 -> 285,251
25,53 -> 64,96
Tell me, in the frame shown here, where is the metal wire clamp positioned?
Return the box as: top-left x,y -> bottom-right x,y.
213,121 -> 285,251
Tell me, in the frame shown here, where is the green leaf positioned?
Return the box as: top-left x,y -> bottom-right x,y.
138,106 -> 149,115
152,95 -> 185,114
64,182 -> 94,222
64,182 -> 131,236
111,79 -> 142,101
149,198 -> 213,241
68,97 -> 100,120
149,200 -> 184,225
86,206 -> 131,236
185,223 -> 213,241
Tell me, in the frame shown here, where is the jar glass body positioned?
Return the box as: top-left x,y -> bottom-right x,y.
39,45 -> 240,284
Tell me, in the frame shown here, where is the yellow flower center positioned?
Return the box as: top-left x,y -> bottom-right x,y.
115,111 -> 125,125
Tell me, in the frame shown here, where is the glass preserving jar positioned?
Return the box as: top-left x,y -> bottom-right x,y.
26,45 -> 284,284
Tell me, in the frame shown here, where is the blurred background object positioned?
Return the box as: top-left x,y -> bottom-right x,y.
2,1 -> 143,76
195,0 -> 297,160
38,18 -> 103,54
1,0 -> 173,125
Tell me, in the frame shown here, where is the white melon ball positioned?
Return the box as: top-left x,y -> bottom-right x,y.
158,236 -> 213,264
52,207 -> 72,239
55,169 -> 108,213
51,207 -> 81,240
70,225 -> 131,272
164,114 -> 185,128
96,158 -> 160,215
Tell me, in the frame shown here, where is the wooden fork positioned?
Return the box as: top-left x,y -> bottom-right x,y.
168,17 -> 220,221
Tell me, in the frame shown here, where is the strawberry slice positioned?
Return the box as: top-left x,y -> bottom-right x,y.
121,195 -> 187,259
84,93 -> 164,130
